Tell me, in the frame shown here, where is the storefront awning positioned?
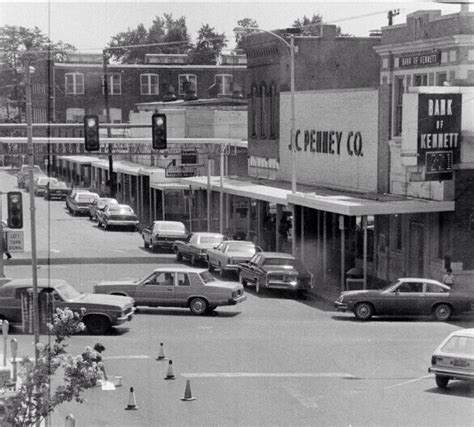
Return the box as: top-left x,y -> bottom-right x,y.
180,176 -> 291,205
288,192 -> 455,216
59,155 -> 98,165
151,182 -> 190,191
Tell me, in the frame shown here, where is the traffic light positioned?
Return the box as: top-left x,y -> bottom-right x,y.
7,191 -> 23,229
84,115 -> 100,151
152,113 -> 167,150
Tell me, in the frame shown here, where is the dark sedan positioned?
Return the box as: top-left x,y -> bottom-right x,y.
334,278 -> 474,321
238,252 -> 314,296
44,181 -> 71,200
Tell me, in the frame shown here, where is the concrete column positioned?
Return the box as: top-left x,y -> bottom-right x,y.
323,211 -> 327,284
257,200 -> 263,246
340,215 -> 345,292
363,215 -> 368,289
300,206 -> 305,261
161,190 -> 165,220
246,199 -> 252,240
276,204 -> 282,252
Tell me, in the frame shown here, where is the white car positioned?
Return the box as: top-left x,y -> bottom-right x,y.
34,176 -> 58,196
429,328 -> 474,388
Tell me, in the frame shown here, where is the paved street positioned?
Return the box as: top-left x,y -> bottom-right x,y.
1,169 -> 473,426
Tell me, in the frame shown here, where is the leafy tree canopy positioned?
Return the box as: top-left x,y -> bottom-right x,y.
191,24 -> 227,65
107,13 -> 192,63
292,13 -> 347,36
234,18 -> 259,49
0,25 -> 75,118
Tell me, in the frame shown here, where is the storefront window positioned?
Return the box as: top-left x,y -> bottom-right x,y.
394,77 -> 404,136
393,214 -> 402,251
414,74 -> 427,86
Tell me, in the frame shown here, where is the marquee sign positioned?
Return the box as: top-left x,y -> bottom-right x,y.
418,93 -> 462,181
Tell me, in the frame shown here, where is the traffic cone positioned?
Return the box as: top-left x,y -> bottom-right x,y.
164,360 -> 176,380
156,342 -> 166,361
124,387 -> 139,410
181,380 -> 196,401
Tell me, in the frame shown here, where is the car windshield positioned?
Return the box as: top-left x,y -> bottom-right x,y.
157,222 -> 185,232
51,182 -> 68,189
100,199 -> 118,208
227,243 -> 255,253
55,283 -> 82,301
199,271 -> 216,283
77,194 -> 97,202
263,257 -> 295,267
38,178 -> 57,185
440,336 -> 474,356
199,236 -> 222,244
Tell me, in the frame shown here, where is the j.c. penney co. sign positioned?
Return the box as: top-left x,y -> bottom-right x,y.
288,129 -> 364,157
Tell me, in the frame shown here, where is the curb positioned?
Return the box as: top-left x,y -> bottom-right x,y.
2,255 -> 175,266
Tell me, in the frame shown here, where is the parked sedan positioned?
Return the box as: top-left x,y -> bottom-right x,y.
44,181 -> 71,200
66,190 -> 99,216
207,240 -> 261,277
93,265 -> 246,315
173,232 -> 225,265
89,197 -> 119,221
238,252 -> 314,295
334,278 -> 474,321
97,204 -> 139,231
0,278 -> 135,334
141,220 -> 188,252
429,328 -> 474,389
34,176 -> 58,196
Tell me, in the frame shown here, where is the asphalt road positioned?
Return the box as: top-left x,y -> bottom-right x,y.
1,169 -> 473,426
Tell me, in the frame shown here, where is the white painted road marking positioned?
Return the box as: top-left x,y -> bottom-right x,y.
384,374 -> 432,389
104,355 -> 151,360
181,372 -> 356,378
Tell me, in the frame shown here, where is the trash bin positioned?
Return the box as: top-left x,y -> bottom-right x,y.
345,267 -> 364,291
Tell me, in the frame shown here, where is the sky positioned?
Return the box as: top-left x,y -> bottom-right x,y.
0,1 -> 465,51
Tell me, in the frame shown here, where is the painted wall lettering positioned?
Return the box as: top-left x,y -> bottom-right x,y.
289,129 -> 362,157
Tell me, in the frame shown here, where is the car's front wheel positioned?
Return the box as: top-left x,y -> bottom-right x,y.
354,302 -> 373,321
255,277 -> 262,294
84,315 -> 111,335
208,260 -> 215,272
433,303 -> 453,321
435,375 -> 449,389
144,240 -> 149,249
189,297 -> 208,315
190,255 -> 197,266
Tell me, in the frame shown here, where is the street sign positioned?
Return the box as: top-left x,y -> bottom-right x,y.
7,229 -> 24,252
165,164 -> 201,178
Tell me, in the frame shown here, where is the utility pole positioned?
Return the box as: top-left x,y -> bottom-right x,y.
25,59 -> 40,360
102,50 -> 115,198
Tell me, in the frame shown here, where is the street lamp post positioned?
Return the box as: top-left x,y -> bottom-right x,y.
234,26 -> 299,254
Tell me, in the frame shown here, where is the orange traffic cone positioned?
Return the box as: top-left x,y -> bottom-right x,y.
164,360 -> 176,380
156,342 -> 166,361
124,387 -> 139,410
181,379 -> 196,401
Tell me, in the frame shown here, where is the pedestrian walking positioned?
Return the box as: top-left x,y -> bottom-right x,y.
443,268 -> 454,288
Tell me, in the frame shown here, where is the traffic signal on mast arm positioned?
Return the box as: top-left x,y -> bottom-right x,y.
152,113 -> 167,150
7,191 -> 23,229
84,115 -> 100,151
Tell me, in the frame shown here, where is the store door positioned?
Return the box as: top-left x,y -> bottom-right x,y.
408,222 -> 424,277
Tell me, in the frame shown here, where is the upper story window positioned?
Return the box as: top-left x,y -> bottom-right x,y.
215,74 -> 232,96
270,83 -> 277,139
251,85 -> 258,138
414,74 -> 427,86
65,73 -> 84,95
394,76 -> 404,137
178,74 -> 197,95
260,83 -> 266,138
140,74 -> 159,95
102,74 -> 122,95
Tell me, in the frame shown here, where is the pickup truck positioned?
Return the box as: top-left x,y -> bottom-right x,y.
172,232 -> 225,266
66,190 -> 100,216
142,220 -> 188,252
17,165 -> 44,189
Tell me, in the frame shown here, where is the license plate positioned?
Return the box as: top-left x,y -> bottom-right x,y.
453,359 -> 468,367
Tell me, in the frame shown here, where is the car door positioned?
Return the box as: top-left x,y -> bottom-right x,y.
422,282 -> 449,315
388,281 -> 424,315
135,272 -> 176,307
173,272 -> 196,307
210,242 -> 226,267
246,254 -> 261,282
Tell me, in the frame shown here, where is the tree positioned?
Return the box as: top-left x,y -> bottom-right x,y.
234,18 -> 259,49
191,24 -> 227,65
107,14 -> 192,63
1,308 -> 102,426
292,14 -> 347,36
0,25 -> 75,121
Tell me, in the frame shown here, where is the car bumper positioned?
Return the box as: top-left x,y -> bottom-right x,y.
429,367 -> 474,381
227,295 -> 247,305
116,308 -> 135,325
107,221 -> 139,227
334,301 -> 348,311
